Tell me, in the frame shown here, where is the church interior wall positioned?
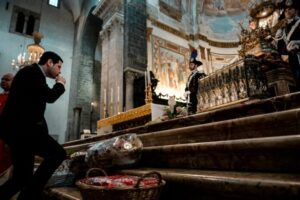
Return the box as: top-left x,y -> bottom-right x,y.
146,0 -> 242,99
0,0 -> 75,143
0,0 -> 258,143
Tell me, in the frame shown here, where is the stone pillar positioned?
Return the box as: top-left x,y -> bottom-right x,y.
123,0 -> 147,71
98,9 -> 124,117
125,70 -> 136,111
66,8 -> 102,141
101,15 -> 124,116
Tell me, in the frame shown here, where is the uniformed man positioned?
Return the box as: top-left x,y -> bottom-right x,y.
185,59 -> 206,114
275,0 -> 300,90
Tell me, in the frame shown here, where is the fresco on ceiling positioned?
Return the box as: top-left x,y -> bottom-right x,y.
203,0 -> 249,16
198,0 -> 251,41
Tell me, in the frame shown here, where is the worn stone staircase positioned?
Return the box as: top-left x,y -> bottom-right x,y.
48,92 -> 300,200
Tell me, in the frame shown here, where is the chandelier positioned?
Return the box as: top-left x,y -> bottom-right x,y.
11,32 -> 45,70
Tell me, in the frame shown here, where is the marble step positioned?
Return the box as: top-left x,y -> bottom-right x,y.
45,187 -> 81,200
45,168 -> 300,200
118,168 -> 300,200
139,108 -> 300,147
139,135 -> 300,173
63,92 -> 300,148
64,107 -> 300,155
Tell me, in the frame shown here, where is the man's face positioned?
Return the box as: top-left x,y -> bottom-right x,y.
284,7 -> 297,19
189,63 -> 196,71
249,21 -> 257,30
46,60 -> 63,79
1,74 -> 13,92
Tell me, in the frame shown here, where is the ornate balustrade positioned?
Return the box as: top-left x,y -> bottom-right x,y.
198,56 -> 269,112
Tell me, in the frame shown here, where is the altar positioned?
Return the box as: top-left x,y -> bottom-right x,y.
97,103 -> 166,134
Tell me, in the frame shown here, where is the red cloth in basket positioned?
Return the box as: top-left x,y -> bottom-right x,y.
76,170 -> 165,200
80,174 -> 159,189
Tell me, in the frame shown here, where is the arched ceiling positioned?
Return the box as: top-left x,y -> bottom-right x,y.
61,0 -> 259,41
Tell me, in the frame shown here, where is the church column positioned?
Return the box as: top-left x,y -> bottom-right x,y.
98,11 -> 124,117
99,28 -> 110,118
125,70 -> 135,111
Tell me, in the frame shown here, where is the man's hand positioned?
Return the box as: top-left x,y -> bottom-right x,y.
287,40 -> 300,51
56,75 -> 66,85
184,91 -> 190,99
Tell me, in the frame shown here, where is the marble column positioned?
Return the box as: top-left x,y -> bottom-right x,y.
125,70 -> 136,111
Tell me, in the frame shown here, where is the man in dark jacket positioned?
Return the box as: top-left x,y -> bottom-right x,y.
0,51 -> 66,200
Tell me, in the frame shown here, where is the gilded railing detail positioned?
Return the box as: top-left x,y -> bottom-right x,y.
97,103 -> 151,128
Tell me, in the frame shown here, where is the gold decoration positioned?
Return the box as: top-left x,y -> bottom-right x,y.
145,84 -> 153,104
97,104 -> 151,128
250,1 -> 276,19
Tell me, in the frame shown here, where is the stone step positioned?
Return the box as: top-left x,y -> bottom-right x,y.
45,168 -> 300,200
45,187 -> 81,200
139,135 -> 300,173
118,168 -> 300,200
139,108 -> 300,147
63,92 -> 300,148
64,107 -> 300,155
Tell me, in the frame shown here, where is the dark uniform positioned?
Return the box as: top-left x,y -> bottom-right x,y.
276,1 -> 300,90
185,69 -> 206,114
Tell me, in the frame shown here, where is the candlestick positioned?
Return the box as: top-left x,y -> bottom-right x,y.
110,87 -> 113,103
117,85 -> 120,102
147,70 -> 151,86
103,106 -> 107,118
144,71 -> 147,88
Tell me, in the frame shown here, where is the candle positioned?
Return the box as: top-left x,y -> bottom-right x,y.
111,87 -> 113,103
144,71 -> 147,88
17,53 -> 22,64
103,88 -> 107,105
117,85 -> 120,102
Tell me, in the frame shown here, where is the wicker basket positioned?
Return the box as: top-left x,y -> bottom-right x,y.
76,169 -> 166,200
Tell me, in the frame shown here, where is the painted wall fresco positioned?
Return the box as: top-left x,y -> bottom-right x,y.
152,36 -> 190,101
